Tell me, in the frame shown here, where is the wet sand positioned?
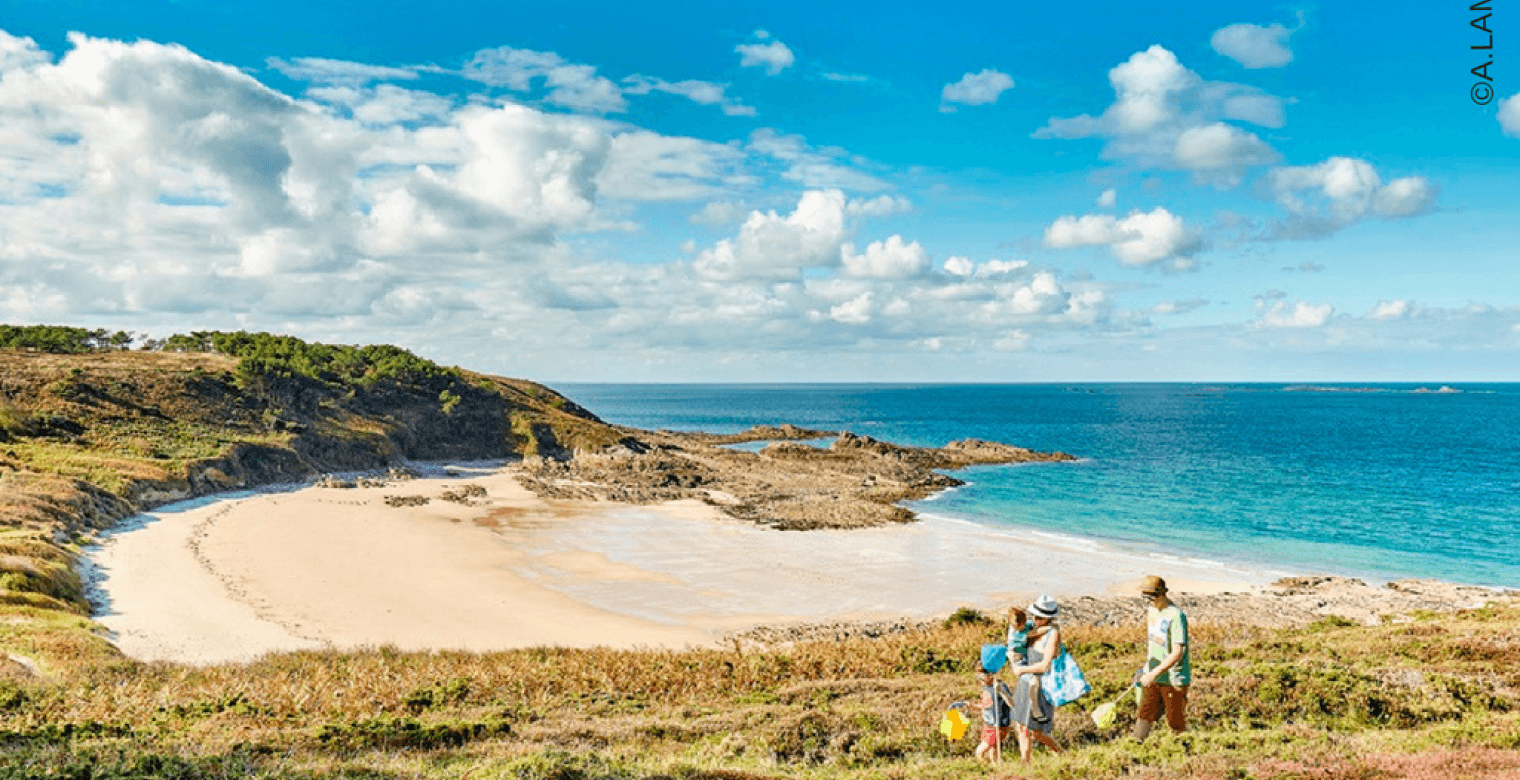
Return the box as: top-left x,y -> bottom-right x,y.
84,463 -> 1270,665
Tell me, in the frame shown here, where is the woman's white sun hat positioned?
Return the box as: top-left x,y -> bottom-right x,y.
1028,594 -> 1059,619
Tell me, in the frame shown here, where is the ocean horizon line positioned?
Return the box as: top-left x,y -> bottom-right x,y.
552,380 -> 1520,388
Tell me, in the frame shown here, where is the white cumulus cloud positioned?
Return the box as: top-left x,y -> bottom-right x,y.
736,35 -> 795,75
940,69 -> 1014,112
1008,272 -> 1065,315
693,190 -> 848,281
980,259 -> 1030,276
1501,93 -> 1520,137
0,29 -> 50,71
597,131 -> 746,202
0,28 -> 777,332
1210,22 -> 1295,68
944,256 -> 974,276
1267,156 -> 1436,239
1173,122 -> 1279,184
1033,45 -> 1284,180
308,83 -> 454,125
841,235 -> 928,279
1107,46 -> 1195,132
1044,207 -> 1202,270
1257,299 -> 1333,328
0,26 -> 1277,378
1370,300 -> 1414,320
829,292 -> 873,324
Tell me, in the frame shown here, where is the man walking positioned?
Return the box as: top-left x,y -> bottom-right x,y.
1133,575 -> 1189,741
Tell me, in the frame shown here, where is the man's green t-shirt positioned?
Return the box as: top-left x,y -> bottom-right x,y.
1146,603 -> 1190,686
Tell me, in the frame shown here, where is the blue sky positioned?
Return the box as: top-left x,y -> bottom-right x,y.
1,0 -> 1516,381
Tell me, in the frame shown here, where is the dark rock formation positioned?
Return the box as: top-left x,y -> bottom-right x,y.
518,429 -> 1076,531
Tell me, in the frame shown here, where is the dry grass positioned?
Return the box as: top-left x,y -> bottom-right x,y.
1,606 -> 1518,779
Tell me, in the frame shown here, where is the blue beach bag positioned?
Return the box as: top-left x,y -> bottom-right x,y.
980,643 -> 1009,673
1046,648 -> 1091,706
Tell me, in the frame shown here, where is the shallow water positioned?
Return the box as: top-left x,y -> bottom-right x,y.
558,383 -> 1520,588
507,508 -> 1270,626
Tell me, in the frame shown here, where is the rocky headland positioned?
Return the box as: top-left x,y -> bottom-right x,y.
517,426 -> 1076,530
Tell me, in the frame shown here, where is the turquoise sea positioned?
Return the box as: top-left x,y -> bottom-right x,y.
556,384 -> 1520,589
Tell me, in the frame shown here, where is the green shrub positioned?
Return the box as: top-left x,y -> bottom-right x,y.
898,646 -> 964,675
0,681 -> 28,712
942,607 -> 988,628
0,325 -> 134,353
1308,615 -> 1359,632
402,677 -> 471,713
504,750 -> 637,780
314,716 -> 510,750
153,330 -> 458,389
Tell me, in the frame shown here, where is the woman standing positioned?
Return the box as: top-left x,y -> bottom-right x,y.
1007,595 -> 1064,762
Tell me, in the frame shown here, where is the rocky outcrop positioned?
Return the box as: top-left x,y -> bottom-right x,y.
1042,576 -> 1513,630
729,576 -> 1520,645
517,429 -> 1076,531
680,424 -> 837,445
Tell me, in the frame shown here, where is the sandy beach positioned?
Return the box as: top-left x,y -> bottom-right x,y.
84,463 -> 1275,665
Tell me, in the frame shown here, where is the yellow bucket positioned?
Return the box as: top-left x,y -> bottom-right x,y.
939,708 -> 971,741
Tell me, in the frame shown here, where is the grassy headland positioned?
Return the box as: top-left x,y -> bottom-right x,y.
1,327 -> 629,649
1,325 -> 1517,778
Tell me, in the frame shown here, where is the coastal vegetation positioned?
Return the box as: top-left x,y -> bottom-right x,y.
0,324 -> 136,354
2,605 -> 1519,778
160,330 -> 460,388
2,325 -> 1516,778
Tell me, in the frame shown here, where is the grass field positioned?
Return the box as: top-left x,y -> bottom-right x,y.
3,604 -> 1519,779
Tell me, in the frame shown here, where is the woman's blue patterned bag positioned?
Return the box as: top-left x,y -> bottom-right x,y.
1046,648 -> 1090,706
